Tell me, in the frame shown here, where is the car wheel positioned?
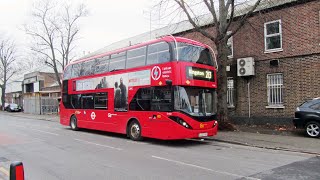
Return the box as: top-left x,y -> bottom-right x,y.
128,120 -> 142,141
70,115 -> 79,131
305,121 -> 320,138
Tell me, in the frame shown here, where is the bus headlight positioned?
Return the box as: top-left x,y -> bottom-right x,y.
213,121 -> 218,127
169,116 -> 192,129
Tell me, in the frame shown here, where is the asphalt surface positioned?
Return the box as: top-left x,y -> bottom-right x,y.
0,113 -> 319,180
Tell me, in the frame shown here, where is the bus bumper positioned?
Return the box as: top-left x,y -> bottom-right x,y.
148,122 -> 218,140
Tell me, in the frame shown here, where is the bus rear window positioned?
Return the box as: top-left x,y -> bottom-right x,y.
173,43 -> 213,66
63,66 -> 72,80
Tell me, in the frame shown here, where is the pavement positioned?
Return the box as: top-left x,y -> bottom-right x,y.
2,111 -> 319,155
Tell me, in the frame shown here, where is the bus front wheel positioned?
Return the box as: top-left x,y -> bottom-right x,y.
128,120 -> 142,141
70,115 -> 79,131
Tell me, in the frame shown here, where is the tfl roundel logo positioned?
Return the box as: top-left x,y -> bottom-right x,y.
151,66 -> 161,80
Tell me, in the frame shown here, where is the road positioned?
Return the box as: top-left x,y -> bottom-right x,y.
0,113 -> 319,180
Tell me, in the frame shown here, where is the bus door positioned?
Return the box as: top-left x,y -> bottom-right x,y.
109,87 -> 129,133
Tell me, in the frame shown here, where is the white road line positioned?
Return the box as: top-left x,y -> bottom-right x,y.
125,140 -> 147,144
0,167 -> 9,176
74,138 -> 123,151
11,125 -> 59,136
151,155 -> 261,180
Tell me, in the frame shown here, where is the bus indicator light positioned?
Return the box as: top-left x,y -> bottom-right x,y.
200,123 -> 205,128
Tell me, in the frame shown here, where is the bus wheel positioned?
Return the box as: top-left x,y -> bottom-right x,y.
70,115 -> 79,131
128,120 -> 142,141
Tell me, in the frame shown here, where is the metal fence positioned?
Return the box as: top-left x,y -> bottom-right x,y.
24,96 -> 59,115
41,97 -> 59,115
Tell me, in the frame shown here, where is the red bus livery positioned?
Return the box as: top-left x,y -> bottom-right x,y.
60,36 -> 218,140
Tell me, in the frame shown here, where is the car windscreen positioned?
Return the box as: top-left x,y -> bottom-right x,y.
10,104 -> 18,108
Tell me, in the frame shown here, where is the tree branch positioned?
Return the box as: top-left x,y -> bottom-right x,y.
174,0 -> 215,42
227,0 -> 261,39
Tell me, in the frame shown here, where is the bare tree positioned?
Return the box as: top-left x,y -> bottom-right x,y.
25,0 -> 88,88
0,38 -> 19,110
157,0 -> 261,127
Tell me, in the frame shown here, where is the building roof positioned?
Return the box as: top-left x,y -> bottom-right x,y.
78,0 -> 300,61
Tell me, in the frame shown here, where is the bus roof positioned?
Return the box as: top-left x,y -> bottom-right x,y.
67,36 -> 209,67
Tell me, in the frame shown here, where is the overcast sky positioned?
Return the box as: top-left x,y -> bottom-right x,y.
0,0 -> 156,57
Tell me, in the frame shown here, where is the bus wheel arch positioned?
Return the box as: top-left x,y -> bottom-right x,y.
127,118 -> 143,141
70,114 -> 79,131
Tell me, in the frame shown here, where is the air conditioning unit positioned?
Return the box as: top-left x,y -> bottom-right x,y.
237,57 -> 255,76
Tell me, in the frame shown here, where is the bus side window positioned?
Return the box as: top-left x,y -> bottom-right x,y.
62,94 -> 73,109
147,42 -> 170,65
82,94 -> 94,109
109,52 -> 126,71
126,46 -> 146,69
71,63 -> 81,78
151,87 -> 172,112
129,88 -> 151,111
94,93 -> 108,110
71,94 -> 82,109
95,56 -> 110,74
81,60 -> 95,76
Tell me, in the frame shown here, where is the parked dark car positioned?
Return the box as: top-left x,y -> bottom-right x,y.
5,103 -> 22,112
293,98 -> 320,138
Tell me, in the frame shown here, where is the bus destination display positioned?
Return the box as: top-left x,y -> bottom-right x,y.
186,66 -> 214,82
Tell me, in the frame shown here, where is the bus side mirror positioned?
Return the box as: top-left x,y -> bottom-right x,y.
10,161 -> 24,180
165,79 -> 172,86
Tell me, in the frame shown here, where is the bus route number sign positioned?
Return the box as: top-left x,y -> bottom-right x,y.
186,66 -> 214,82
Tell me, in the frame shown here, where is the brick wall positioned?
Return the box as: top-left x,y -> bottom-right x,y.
233,0 -> 320,60
236,54 -> 320,118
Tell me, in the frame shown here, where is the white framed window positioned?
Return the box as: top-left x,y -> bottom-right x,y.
227,77 -> 234,107
227,31 -> 233,58
267,73 -> 284,108
264,20 -> 282,53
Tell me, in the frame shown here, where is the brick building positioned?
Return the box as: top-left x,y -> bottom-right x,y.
23,71 -> 61,114
178,0 -> 320,124
87,0 -> 319,125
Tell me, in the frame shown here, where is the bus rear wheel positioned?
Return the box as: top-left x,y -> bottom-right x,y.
70,115 -> 79,131
128,120 -> 142,141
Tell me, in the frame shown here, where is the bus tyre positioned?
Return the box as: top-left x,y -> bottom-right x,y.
128,120 -> 142,141
70,115 -> 79,131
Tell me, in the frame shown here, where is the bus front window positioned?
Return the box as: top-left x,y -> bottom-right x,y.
174,86 -> 216,117
173,43 -> 214,66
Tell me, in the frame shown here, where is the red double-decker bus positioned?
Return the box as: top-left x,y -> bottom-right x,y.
60,36 -> 218,140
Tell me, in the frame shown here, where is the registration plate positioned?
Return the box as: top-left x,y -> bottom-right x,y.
198,133 -> 208,137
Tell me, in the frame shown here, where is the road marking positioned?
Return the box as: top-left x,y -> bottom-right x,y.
0,167 -> 9,176
12,125 -> 59,136
126,140 -> 147,144
74,139 -> 123,151
151,155 -> 261,180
